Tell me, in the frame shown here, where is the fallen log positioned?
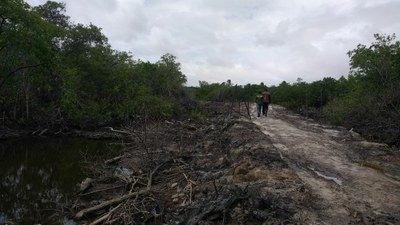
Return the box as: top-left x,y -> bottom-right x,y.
89,203 -> 122,225
104,156 -> 122,165
105,127 -> 132,135
74,162 -> 165,220
75,186 -> 150,220
78,184 -> 125,197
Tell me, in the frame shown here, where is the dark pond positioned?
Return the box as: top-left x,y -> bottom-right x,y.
0,137 -> 122,225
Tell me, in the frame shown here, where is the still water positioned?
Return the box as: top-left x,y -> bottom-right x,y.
0,137 -> 121,224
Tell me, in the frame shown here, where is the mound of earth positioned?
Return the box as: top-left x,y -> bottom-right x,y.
71,102 -> 400,225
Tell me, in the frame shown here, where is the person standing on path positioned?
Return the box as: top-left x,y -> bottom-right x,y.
255,91 -> 264,117
262,88 -> 271,116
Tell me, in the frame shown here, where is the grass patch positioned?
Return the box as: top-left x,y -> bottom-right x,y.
190,110 -> 202,121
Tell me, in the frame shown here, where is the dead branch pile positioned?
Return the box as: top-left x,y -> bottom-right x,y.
70,102 -> 314,224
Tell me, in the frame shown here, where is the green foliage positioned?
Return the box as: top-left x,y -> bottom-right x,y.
0,0 -> 62,121
343,34 -> 400,144
190,110 -> 202,121
0,1 -> 188,126
192,80 -> 263,103
323,96 -> 354,124
268,76 -> 339,112
32,1 -> 70,28
270,34 -> 400,145
1,1 -> 398,146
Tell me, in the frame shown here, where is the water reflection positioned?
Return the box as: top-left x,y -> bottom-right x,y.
0,137 -> 121,224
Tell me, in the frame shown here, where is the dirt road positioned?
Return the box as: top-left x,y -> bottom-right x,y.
252,105 -> 400,224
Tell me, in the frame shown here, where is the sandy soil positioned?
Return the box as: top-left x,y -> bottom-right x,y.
252,105 -> 400,224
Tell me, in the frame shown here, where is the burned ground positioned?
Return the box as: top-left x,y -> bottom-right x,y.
71,102 -> 400,225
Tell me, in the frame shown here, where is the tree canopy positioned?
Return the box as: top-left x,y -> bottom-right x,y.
0,0 -> 190,127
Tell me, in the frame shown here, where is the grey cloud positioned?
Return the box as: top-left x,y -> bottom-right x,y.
206,57 -> 234,68
26,0 -> 400,86
254,20 -> 291,47
354,0 -> 400,33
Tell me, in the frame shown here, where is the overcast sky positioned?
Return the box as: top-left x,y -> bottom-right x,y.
26,0 -> 400,86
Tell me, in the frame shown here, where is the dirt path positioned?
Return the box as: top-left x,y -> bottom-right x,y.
252,105 -> 400,224
68,102 -> 399,225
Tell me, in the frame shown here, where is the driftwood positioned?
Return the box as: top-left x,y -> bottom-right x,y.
105,127 -> 132,135
104,156 -> 122,165
75,188 -> 149,220
32,128 -> 48,135
89,203 -> 122,225
74,162 -> 165,220
78,184 -> 125,197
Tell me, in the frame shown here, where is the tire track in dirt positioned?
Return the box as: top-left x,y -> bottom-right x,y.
252,105 -> 400,224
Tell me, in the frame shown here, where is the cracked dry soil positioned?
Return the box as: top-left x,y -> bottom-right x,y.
74,102 -> 400,225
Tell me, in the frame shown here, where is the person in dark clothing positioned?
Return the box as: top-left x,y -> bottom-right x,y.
262,88 -> 271,116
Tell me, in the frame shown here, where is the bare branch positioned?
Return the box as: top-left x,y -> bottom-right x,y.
0,63 -> 44,90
